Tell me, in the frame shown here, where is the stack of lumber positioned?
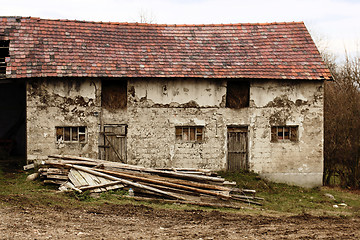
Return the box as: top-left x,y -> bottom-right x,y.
37,155 -> 263,206
38,167 -> 69,185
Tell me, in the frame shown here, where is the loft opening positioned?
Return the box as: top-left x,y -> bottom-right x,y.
102,80 -> 127,110
226,81 -> 249,108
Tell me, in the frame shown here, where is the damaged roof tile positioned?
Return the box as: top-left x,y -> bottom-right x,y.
0,17 -> 332,80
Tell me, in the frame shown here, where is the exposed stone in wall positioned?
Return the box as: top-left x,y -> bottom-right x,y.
127,107 -> 231,169
125,78 -> 324,187
250,80 -> 324,187
26,77 -> 324,187
26,78 -> 101,162
126,78 -> 232,169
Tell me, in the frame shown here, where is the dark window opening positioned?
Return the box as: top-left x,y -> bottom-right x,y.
176,126 -> 204,142
102,80 -> 127,110
0,40 -> 10,77
271,126 -> 298,142
226,81 -> 249,108
56,126 -> 87,143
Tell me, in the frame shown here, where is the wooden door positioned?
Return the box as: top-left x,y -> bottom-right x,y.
99,125 -> 127,163
227,127 -> 248,171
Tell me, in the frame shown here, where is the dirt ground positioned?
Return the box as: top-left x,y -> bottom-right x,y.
1,200 -> 360,240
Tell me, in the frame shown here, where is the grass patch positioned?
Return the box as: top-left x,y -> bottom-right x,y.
218,170 -> 360,216
1,167 -> 360,217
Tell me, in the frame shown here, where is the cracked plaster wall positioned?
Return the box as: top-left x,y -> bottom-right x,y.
126,78 -> 324,187
249,80 -> 324,187
26,77 -> 324,187
26,78 -> 101,162
126,78 -> 231,169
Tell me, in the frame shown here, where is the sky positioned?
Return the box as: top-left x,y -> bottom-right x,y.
1,0 -> 359,61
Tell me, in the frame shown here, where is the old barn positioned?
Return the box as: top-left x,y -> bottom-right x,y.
0,17 -> 332,187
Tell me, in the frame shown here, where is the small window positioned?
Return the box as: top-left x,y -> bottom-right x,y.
0,40 -> 10,77
56,126 -> 87,143
226,81 -> 249,108
271,126 -> 298,142
176,126 -> 204,142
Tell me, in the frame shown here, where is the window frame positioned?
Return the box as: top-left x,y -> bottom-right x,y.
175,126 -> 204,143
0,40 -> 10,77
271,126 -> 298,142
56,126 -> 87,143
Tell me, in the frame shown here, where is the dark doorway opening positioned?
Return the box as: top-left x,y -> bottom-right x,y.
0,80 -> 26,168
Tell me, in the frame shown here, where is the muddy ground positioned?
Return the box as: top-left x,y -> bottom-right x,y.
1,200 -> 360,240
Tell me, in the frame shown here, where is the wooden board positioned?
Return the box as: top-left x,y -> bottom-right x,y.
69,169 -> 88,187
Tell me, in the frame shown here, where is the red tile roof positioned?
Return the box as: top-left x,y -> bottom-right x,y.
0,17 -> 332,80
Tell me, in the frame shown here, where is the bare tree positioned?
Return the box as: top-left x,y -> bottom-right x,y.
139,9 -> 156,24
323,51 -> 360,187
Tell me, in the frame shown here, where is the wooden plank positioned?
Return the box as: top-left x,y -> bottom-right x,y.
46,174 -> 68,180
90,175 -> 114,191
49,155 -> 225,183
94,168 -> 230,200
100,168 -> 231,191
89,184 -> 124,193
39,168 -> 69,175
143,174 -> 231,191
66,164 -> 187,200
69,169 -> 88,187
77,170 -> 103,193
77,170 -> 98,186
242,189 -> 256,196
97,177 -> 122,191
23,163 -> 35,170
141,182 -> 200,197
68,170 -> 82,188
44,159 -> 98,167
79,181 -> 124,191
230,195 -> 262,206
231,194 -> 264,201
91,174 -> 110,192
145,169 -> 225,183
155,168 -> 214,176
49,155 -> 100,162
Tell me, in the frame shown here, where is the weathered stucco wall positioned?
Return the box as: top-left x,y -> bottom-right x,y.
126,78 -> 230,169
249,80 -> 324,187
26,77 -> 324,187
26,78 -> 101,162
129,78 -> 226,108
126,78 -> 323,187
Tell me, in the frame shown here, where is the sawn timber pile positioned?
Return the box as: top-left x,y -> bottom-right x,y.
37,155 -> 263,206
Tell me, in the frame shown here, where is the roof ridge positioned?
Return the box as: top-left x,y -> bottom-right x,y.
0,16 -> 304,27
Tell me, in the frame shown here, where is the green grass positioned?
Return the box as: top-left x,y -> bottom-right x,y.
0,168 -> 219,212
1,167 -> 360,216
218,170 -> 360,216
